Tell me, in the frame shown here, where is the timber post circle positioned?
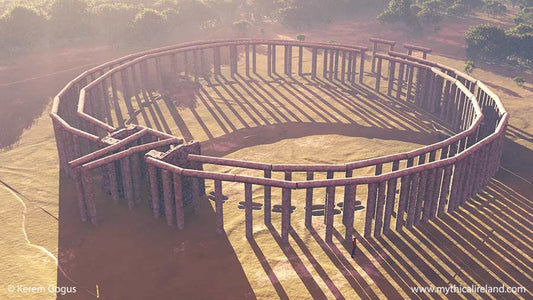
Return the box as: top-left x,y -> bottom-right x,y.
51,39 -> 508,243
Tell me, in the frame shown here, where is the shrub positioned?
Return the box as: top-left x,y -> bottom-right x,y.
447,2 -> 467,16
233,19 -> 251,34
296,33 -> 306,41
507,33 -> 533,63
464,60 -> 475,73
513,76 -> 525,86
377,0 -> 422,32
249,0 -> 280,20
90,4 -> 139,43
0,5 -> 48,50
465,24 -> 509,61
483,0 -> 507,16
507,23 -> 533,35
178,0 -> 215,29
130,9 -> 168,44
49,0 -> 91,39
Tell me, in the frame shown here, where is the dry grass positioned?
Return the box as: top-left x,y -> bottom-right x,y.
1,17 -> 532,299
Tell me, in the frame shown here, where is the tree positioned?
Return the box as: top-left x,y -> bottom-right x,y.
417,0 -> 445,24
90,4 -> 139,43
483,0 -> 507,17
130,9 -> 168,44
377,0 -> 421,31
249,0 -> 280,20
465,24 -> 509,61
296,34 -> 306,41
446,2 -> 467,16
233,19 -> 251,35
0,5 -> 48,50
178,0 -> 216,29
507,23 -> 533,35
49,0 -> 91,39
464,60 -> 475,73
513,76 -> 525,86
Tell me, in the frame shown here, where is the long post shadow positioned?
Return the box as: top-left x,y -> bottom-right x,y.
265,224 -> 328,299
306,226 -> 380,299
247,238 -> 290,299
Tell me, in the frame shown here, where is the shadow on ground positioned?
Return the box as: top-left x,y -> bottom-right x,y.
56,173 -> 255,300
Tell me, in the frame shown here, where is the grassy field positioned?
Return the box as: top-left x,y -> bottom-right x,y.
1,16 -> 532,299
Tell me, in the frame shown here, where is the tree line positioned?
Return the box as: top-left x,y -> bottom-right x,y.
377,0 -> 533,65
0,0 -> 385,56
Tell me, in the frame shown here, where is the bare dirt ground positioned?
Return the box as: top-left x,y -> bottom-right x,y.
1,14 -> 532,300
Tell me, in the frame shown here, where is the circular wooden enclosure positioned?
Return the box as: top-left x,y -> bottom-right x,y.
51,39 -> 508,243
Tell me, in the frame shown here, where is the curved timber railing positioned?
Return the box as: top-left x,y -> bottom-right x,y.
51,39 -> 508,244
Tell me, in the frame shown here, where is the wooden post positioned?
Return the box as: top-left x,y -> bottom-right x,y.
245,44 -> 250,77
264,169 -> 272,224
107,163 -> 120,204
359,51 -> 365,84
344,184 -> 356,242
192,177 -> 201,215
214,47 -> 221,76
311,48 -> 318,79
396,63 -> 404,99
383,177 -> 397,235
406,173 -> 420,229
325,186 -> 335,243
110,73 -> 124,127
375,57 -> 382,92
422,168 -> 437,222
74,169 -> 88,222
395,175 -> 409,231
372,180 -> 386,237
371,42 -> 377,73
334,50 -> 339,80
215,179 -> 223,234
193,50 -> 199,82
174,172 -> 185,229
148,164 -> 160,218
267,45 -> 272,76
298,46 -> 303,76
364,183 -> 378,238
428,167 -> 442,220
101,78 -> 113,126
121,156 -> 134,209
130,154 -> 142,204
328,50 -> 334,81
323,49 -> 328,78
387,61 -> 395,97
414,170 -> 428,225
230,46 -> 237,77
162,170 -> 174,226
245,182 -> 253,239
347,52 -> 353,83
341,51 -> 346,83
406,65 -> 415,102
285,45 -> 292,77
305,171 -> 314,228
324,171 -> 334,225
437,165 -> 453,217
448,160 -> 464,212
281,187 -> 291,243
342,169 -> 353,225
82,169 -> 97,225
271,44 -> 276,74
252,44 -> 257,74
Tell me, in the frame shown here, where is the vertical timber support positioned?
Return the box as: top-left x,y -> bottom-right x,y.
245,182 -> 253,239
